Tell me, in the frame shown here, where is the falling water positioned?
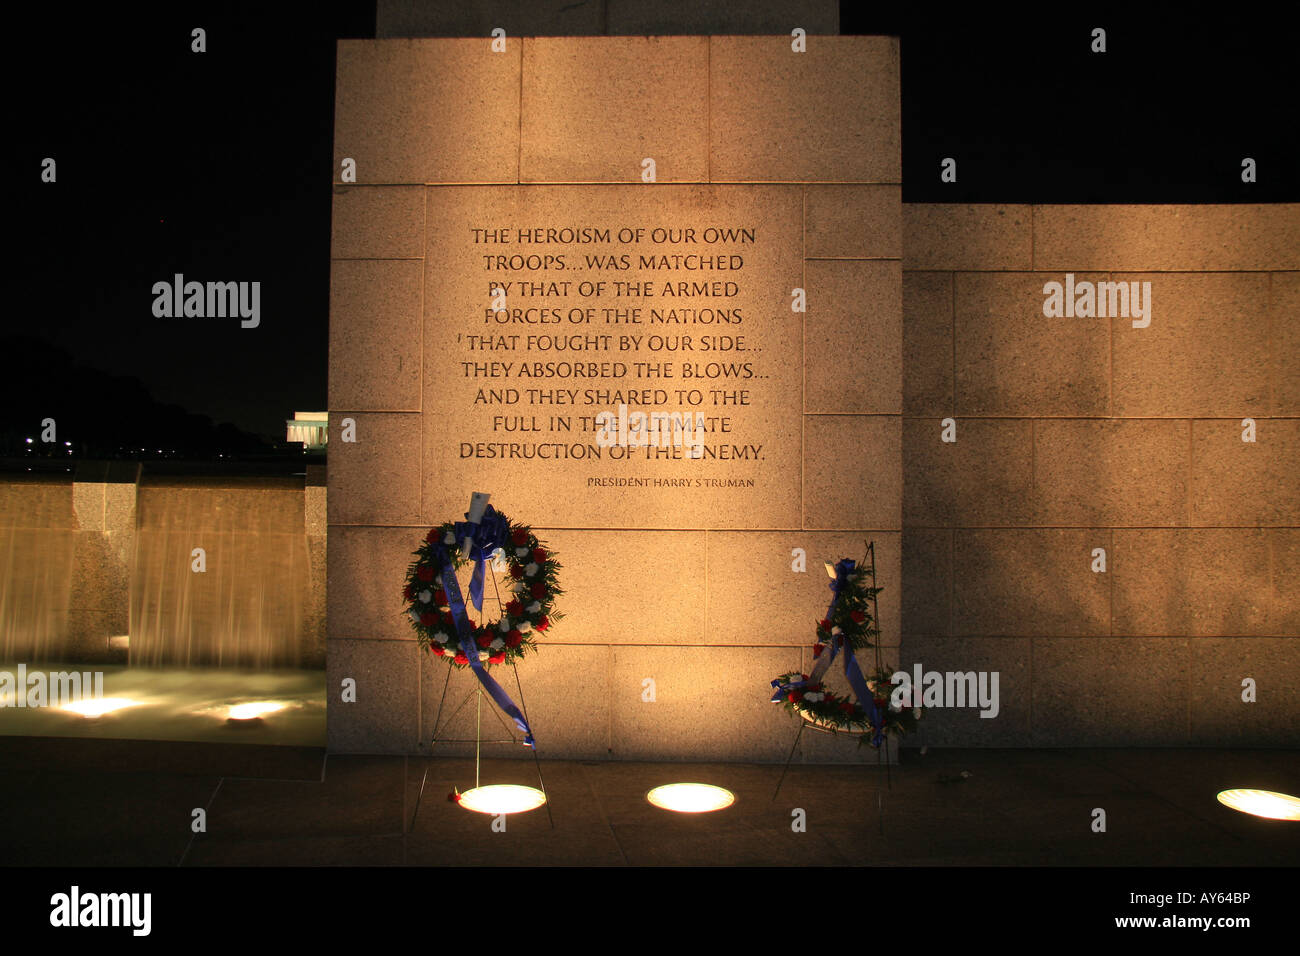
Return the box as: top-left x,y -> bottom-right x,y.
0,477 -> 77,661
129,478 -> 310,668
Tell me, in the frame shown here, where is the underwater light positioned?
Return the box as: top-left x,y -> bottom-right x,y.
646,783 -> 735,813
457,784 -> 547,815
61,697 -> 138,718
1216,789 -> 1300,821
227,701 -> 286,721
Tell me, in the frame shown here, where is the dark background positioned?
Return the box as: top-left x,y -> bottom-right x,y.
8,3 -> 1295,461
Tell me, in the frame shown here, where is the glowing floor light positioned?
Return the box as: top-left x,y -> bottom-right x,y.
457,784 -> 547,815
646,783 -> 735,813
227,701 -> 286,721
61,698 -> 139,718
1216,789 -> 1300,821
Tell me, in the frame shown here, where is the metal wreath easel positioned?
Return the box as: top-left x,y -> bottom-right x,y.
411,554 -> 554,830
772,541 -> 896,830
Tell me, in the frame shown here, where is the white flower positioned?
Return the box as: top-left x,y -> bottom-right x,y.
517,621 -> 532,633
498,619 -> 511,633
516,547 -> 529,558
418,590 -> 432,603
443,531 -> 456,545
526,601 -> 541,614
525,562 -> 539,577
490,637 -> 504,651
434,575 -> 443,586
408,609 -> 421,623
478,650 -> 490,662
434,631 -> 450,644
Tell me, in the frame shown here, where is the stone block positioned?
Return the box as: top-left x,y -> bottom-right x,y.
804,415 -> 901,530
902,271 -> 953,416
330,186 -> 425,259
521,37 -> 708,182
710,37 -> 900,183
327,526 -> 421,642
326,639 -> 420,754
805,260 -> 902,414
805,184 -> 901,259
329,260 -> 424,411
954,272 -> 1109,416
903,418 -> 1033,526
1189,418 -> 1298,526
326,413 -> 423,526
1031,638 -> 1188,746
1111,273 -> 1270,417
1033,204 -> 1300,272
1033,419 -> 1188,526
334,39 -> 520,184
610,645 -> 798,760
1112,529 -> 1272,637
953,529 -> 1110,637
903,204 -> 1031,271
705,531 -> 899,645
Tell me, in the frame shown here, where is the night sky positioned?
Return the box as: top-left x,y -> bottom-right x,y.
10,3 -> 1295,450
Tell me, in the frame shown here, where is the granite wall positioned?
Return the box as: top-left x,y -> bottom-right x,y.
899,204 -> 1299,748
326,35 -> 905,761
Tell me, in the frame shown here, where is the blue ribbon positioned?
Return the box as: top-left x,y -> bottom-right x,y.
433,510 -> 534,747
771,558 -> 886,747
453,504 -> 510,612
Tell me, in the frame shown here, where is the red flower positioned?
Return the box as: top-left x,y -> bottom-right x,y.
419,611 -> 437,626
431,645 -> 445,656
841,702 -> 853,713
476,633 -> 492,648
818,619 -> 831,631
812,643 -> 825,658
425,529 -> 438,544
489,652 -> 506,664
789,691 -> 803,703
441,611 -> 455,627
433,589 -> 448,605
417,565 -> 434,582
509,564 -> 524,579
403,583 -> 415,601
530,582 -> 547,599
531,547 -> 548,562
506,629 -> 523,648
506,599 -> 523,616
536,616 -> 549,631
511,528 -> 529,546
807,682 -> 822,692
850,610 -> 866,624
453,652 -> 468,665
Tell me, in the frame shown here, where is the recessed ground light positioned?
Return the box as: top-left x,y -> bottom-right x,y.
61,697 -> 138,718
227,701 -> 286,721
1216,789 -> 1300,821
456,784 -> 547,815
646,783 -> 735,813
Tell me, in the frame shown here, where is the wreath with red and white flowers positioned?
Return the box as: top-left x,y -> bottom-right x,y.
774,665 -> 922,740
402,515 -> 562,669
